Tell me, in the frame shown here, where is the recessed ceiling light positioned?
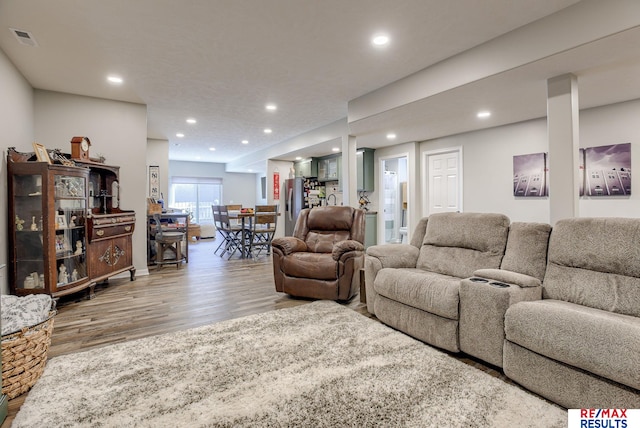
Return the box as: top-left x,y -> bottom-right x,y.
372,33 -> 390,47
107,75 -> 123,84
386,133 -> 397,140
265,104 -> 277,111
209,147 -> 216,151
477,111 -> 491,118
332,147 -> 340,152
295,156 -> 302,161
242,140 -> 249,144
186,118 -> 197,124
176,133 -> 185,138
264,128 -> 272,134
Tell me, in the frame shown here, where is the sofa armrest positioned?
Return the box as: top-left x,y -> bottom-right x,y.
473,268 -> 541,288
332,240 -> 364,261
365,244 -> 420,269
364,244 -> 420,315
271,236 -> 308,256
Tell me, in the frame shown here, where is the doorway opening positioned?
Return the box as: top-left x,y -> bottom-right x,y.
380,156 -> 408,244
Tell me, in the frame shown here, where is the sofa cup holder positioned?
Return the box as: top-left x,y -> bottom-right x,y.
489,281 -> 510,288
468,277 -> 510,288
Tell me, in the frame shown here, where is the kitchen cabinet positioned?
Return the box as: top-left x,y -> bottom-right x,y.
317,154 -> 341,182
293,158 -> 318,178
357,148 -> 375,191
365,212 -> 378,248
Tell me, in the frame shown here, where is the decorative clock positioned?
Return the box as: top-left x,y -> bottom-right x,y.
70,136 -> 91,161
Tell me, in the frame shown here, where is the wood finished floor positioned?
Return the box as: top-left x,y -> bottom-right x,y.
3,237 -> 507,426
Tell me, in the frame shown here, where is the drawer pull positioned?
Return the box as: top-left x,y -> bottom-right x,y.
124,225 -> 132,232
96,230 -> 105,236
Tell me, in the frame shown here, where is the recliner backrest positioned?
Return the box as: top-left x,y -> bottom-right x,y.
416,212 -> 510,278
409,217 -> 429,248
293,206 -> 365,253
500,222 -> 552,281
543,217 -> 640,317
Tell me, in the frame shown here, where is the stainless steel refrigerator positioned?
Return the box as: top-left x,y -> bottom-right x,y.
284,177 -> 322,236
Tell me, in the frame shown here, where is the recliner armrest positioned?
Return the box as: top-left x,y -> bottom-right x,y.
332,240 -> 364,261
473,268 -> 541,288
365,244 -> 420,268
271,236 -> 308,256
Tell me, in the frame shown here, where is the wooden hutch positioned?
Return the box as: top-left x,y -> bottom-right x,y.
7,147 -> 136,299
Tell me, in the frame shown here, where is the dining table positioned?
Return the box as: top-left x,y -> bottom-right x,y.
227,210 -> 256,258
227,209 -> 280,259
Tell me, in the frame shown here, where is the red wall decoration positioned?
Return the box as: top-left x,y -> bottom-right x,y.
273,170 -> 280,200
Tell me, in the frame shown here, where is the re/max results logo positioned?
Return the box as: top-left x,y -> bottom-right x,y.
568,409 -> 640,428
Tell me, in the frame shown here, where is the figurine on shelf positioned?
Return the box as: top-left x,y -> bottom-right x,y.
71,269 -> 79,282
23,275 -> 35,289
58,265 -> 68,284
75,240 -> 83,255
69,216 -> 77,227
30,216 -> 38,231
15,215 -> 25,231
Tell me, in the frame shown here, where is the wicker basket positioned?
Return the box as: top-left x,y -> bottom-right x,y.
1,310 -> 56,399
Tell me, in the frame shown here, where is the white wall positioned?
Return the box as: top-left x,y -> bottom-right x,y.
34,90 -> 149,276
0,48 -> 34,294
169,160 -> 257,207
266,159 -> 293,238
417,98 -> 640,223
146,138 -> 170,200
421,119 -> 550,223
579,99 -> 640,218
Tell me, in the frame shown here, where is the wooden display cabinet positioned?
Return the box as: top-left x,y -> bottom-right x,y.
7,148 -> 136,299
8,151 -> 92,297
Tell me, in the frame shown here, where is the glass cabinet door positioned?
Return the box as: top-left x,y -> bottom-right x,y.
54,174 -> 88,287
13,173 -> 45,291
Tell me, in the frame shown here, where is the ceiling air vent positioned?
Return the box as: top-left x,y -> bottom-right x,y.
10,28 -> 38,47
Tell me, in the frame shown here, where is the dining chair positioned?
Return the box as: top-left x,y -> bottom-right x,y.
152,213 -> 186,269
225,204 -> 243,228
248,205 -> 278,259
212,205 -> 244,259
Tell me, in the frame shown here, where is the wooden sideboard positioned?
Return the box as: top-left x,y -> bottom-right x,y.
87,212 -> 136,284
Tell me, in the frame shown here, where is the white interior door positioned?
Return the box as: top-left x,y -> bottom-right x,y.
426,150 -> 461,214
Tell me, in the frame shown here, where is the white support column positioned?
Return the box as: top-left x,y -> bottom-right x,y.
547,74 -> 579,225
342,134 -> 357,207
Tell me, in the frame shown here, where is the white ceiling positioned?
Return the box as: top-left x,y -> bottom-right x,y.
1,0 -> 591,167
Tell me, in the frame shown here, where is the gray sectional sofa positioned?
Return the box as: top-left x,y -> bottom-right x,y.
365,212 -> 640,408
502,217 -> 640,409
365,212 -> 511,352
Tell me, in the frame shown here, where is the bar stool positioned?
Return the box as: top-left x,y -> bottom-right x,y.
153,214 -> 186,269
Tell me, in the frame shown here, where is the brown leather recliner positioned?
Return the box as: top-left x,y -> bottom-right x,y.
272,206 -> 365,301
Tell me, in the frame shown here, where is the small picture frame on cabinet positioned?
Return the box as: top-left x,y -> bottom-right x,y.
32,142 -> 52,164
56,215 -> 67,229
55,234 -> 70,254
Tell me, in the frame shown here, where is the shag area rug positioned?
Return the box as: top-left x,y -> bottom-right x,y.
13,301 -> 566,427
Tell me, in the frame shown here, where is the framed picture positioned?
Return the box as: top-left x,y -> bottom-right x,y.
583,143 -> 631,196
55,234 -> 70,253
149,165 -> 160,199
513,152 -> 548,197
32,142 -> 52,164
56,215 -> 67,229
